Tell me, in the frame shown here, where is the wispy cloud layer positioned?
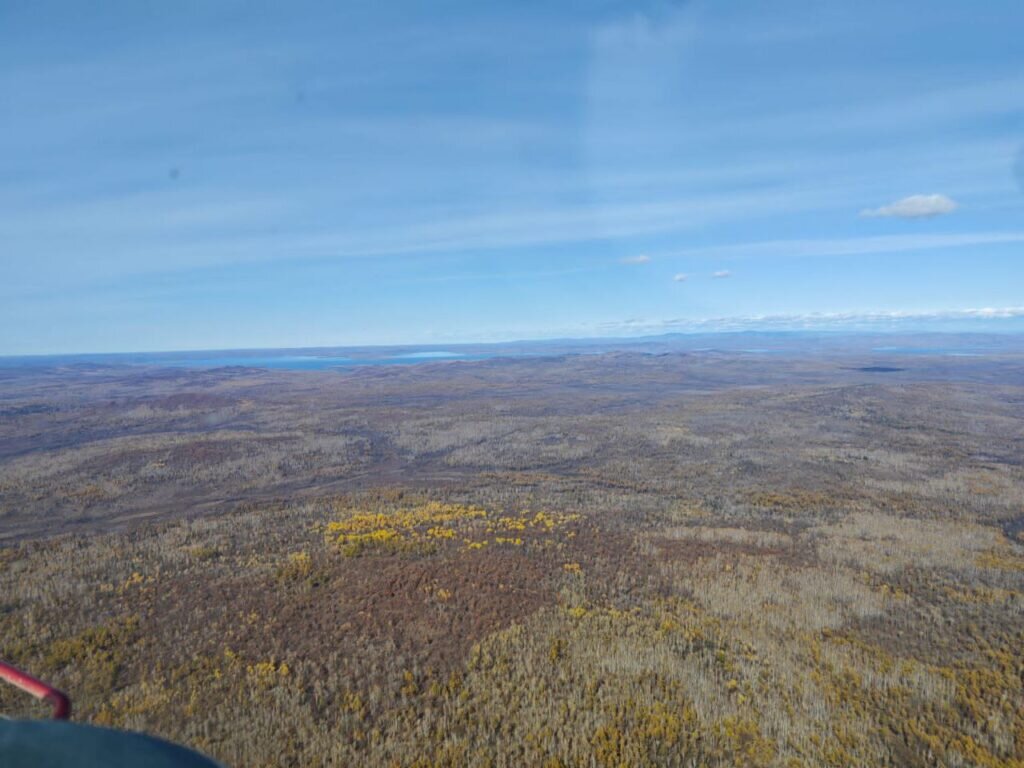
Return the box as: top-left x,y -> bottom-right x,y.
620,254 -> 651,264
672,273 -> 688,282
664,231 -> 1024,262
712,270 -> 731,279
593,307 -> 1024,336
860,194 -> 958,219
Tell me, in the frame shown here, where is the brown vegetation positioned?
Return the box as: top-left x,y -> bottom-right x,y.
1,349 -> 1023,765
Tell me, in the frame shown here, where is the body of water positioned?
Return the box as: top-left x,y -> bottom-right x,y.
3,335 -> 1016,371
0,349 -> 507,371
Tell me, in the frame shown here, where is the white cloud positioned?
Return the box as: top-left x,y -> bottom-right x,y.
590,306 -> 1024,336
620,254 -> 651,264
712,270 -> 731,278
672,273 -> 688,282
860,194 -> 958,219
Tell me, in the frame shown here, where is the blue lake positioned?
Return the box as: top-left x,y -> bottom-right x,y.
3,336 -> 1016,371
0,350 -> 511,371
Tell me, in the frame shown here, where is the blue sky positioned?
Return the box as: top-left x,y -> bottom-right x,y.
2,0 -> 1023,354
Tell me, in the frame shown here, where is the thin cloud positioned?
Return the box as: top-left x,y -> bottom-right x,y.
672,273 -> 688,282
620,254 -> 651,264
660,231 -> 1024,262
860,194 -> 958,219
592,307 -> 1024,335
712,270 -> 731,279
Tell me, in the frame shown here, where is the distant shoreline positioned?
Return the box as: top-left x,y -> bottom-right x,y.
1,330 -> 1021,371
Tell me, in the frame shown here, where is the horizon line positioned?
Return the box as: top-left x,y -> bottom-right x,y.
3,324 -> 1023,360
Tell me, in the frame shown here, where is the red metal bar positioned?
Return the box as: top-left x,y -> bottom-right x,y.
0,659 -> 71,719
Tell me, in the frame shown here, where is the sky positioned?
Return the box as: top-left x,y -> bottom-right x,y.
2,0 -> 1023,354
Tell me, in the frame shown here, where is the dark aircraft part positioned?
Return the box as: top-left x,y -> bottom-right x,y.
0,660 -> 70,719
1,659 -> 222,767
0,720 -> 224,767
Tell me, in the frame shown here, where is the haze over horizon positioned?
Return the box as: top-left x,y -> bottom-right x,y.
3,1 -> 1023,355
